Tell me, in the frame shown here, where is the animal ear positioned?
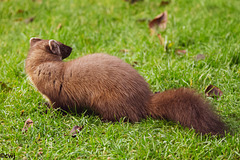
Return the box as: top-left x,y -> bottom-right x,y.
59,44 -> 72,59
49,40 -> 61,56
30,37 -> 41,47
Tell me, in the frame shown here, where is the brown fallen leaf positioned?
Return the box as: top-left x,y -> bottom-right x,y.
157,34 -> 165,45
15,18 -> 23,21
24,17 -> 35,24
131,61 -> 138,67
175,49 -> 186,55
21,110 -> 25,116
194,54 -> 205,61
17,9 -> 25,14
0,81 -> 12,91
205,85 -> 223,99
149,11 -> 168,35
125,0 -> 143,4
119,49 -> 130,53
22,118 -> 33,133
70,125 -> 84,137
160,1 -> 171,6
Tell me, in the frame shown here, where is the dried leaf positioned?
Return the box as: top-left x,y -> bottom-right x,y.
119,49 -> 130,53
194,54 -> 205,61
0,81 -> 8,88
70,125 -> 83,137
17,9 -> 25,14
0,81 -> 12,91
22,118 -> 33,133
149,11 -> 168,34
15,18 -> 23,22
24,17 -> 35,24
131,61 -> 138,67
157,34 -> 165,45
21,110 -> 25,116
160,1 -> 171,6
125,0 -> 143,4
205,85 -> 223,99
175,49 -> 186,55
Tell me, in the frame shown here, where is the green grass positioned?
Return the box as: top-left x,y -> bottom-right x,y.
0,0 -> 240,159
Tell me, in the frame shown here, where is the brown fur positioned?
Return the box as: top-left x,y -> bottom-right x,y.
25,38 -> 226,135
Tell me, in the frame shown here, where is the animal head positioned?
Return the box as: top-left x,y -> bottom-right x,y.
29,38 -> 72,59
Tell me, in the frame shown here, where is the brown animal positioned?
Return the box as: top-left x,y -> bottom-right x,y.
25,38 -> 226,135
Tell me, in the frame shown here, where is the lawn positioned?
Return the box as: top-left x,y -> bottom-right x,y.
0,0 -> 240,159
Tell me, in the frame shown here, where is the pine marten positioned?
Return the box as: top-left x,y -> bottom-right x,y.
25,38 -> 226,135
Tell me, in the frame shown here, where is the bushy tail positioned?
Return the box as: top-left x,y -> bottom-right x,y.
148,88 -> 226,135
